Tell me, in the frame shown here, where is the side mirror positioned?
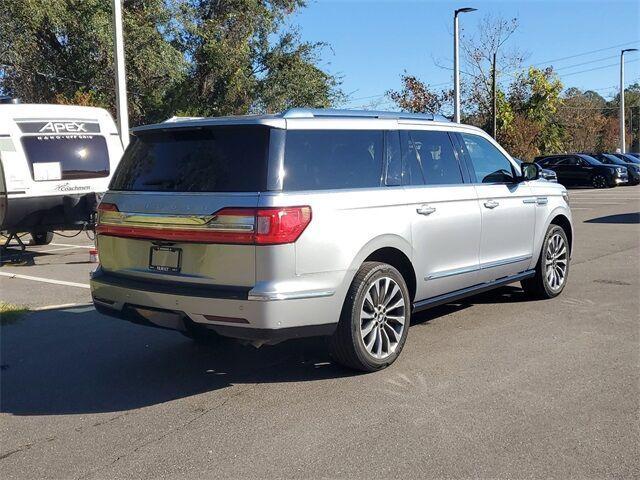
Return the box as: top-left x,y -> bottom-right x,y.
520,162 -> 540,182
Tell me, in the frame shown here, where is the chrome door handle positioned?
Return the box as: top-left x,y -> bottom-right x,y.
416,204 -> 436,215
484,200 -> 499,209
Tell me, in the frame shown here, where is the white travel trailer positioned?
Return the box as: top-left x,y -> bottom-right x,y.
0,101 -> 124,246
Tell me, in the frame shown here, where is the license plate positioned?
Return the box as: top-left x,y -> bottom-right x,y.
149,246 -> 182,273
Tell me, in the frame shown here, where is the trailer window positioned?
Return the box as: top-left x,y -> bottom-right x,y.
21,136 -> 110,181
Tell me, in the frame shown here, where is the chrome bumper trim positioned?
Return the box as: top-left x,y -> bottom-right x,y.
247,289 -> 335,301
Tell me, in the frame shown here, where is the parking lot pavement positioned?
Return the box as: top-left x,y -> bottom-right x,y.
1,186 -> 638,479
0,232 -> 94,308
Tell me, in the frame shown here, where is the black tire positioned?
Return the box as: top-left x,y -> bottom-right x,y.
31,231 -> 54,245
522,224 -> 570,299
329,261 -> 411,372
591,174 -> 611,189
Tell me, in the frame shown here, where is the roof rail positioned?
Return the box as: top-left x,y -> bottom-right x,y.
282,108 -> 450,122
163,115 -> 204,123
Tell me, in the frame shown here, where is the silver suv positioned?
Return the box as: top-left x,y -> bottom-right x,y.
91,109 -> 573,372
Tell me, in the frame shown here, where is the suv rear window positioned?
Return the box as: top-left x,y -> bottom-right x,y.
21,135 -> 109,181
110,126 -> 270,192
283,130 -> 383,191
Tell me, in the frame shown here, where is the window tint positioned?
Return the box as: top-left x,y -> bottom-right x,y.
385,131 -> 402,186
401,131 -> 425,185
283,130 -> 383,191
409,131 -> 463,185
557,157 -> 578,166
21,135 -> 109,181
110,126 -> 270,192
461,133 -> 515,183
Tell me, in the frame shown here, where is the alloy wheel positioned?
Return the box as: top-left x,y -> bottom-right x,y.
359,276 -> 406,360
592,175 -> 607,188
544,233 -> 568,291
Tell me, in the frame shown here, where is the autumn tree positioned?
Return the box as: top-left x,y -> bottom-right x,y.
386,74 -> 451,114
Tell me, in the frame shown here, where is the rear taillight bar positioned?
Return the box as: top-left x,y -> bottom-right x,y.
96,205 -> 312,245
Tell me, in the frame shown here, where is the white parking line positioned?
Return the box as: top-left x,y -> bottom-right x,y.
31,302 -> 93,311
49,243 -> 93,249
38,246 -> 84,253
0,271 -> 90,289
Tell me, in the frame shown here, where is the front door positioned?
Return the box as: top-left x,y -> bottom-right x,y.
457,132 -> 536,283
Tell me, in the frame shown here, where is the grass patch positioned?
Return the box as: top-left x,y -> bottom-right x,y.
0,302 -> 28,325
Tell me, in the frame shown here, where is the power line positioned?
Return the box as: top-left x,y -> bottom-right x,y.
529,41 -> 639,67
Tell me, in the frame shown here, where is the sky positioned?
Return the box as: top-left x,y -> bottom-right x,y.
289,0 -> 640,108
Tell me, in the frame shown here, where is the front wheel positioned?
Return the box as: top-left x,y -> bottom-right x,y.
329,262 -> 411,372
591,174 -> 610,189
522,224 -> 570,299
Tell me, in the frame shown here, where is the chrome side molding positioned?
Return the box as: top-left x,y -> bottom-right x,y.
426,254 -> 532,280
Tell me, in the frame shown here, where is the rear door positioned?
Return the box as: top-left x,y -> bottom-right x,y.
98,125 -> 275,287
402,129 -> 481,300
457,132 -> 535,283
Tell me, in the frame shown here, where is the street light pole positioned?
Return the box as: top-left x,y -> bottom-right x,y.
112,0 -> 129,149
453,7 -> 477,123
619,48 -> 638,153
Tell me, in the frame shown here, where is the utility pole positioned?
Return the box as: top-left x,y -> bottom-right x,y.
112,0 -> 129,149
619,48 -> 638,153
453,7 -> 477,123
492,51 -> 497,139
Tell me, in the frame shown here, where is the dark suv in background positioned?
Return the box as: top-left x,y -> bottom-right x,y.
535,154 -> 628,188
588,153 -> 640,185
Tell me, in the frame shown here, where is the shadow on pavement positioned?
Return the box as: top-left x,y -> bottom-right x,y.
1,285 -> 532,416
0,307 -> 355,416
584,212 -> 640,224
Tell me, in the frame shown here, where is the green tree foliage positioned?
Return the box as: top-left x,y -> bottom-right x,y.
0,0 -> 341,125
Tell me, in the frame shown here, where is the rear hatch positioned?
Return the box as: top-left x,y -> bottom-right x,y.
97,125 -> 271,287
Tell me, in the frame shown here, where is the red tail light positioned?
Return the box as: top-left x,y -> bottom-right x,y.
96,206 -> 312,245
254,207 -> 312,245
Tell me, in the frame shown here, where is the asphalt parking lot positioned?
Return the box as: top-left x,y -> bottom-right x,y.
1,186 -> 639,479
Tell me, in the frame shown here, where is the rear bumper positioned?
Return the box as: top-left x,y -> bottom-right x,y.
90,269 -> 342,343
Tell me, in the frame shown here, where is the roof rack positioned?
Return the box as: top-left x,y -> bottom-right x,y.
281,108 -> 451,122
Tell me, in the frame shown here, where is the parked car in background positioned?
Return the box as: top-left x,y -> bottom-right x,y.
91,108 -> 573,372
535,154 -> 628,188
514,158 -> 557,182
612,152 -> 640,165
626,152 -> 640,159
588,153 -> 640,185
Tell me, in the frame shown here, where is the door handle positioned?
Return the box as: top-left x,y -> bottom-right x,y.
416,204 -> 436,215
484,200 -> 499,209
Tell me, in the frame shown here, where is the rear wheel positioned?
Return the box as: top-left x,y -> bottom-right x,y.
329,262 -> 410,372
30,231 -> 53,245
522,224 -> 570,299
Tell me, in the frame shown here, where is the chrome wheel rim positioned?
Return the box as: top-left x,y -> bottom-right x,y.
360,276 -> 406,360
545,233 -> 568,291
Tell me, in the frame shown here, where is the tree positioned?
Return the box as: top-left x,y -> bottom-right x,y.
0,0 -> 342,125
508,67 -> 564,154
166,0 -> 342,117
0,0 -> 186,125
386,74 -> 451,115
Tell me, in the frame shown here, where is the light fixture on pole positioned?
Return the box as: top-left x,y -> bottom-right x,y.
453,7 -> 477,123
619,48 -> 638,154
112,0 -> 129,149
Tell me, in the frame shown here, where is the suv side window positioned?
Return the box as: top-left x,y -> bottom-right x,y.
408,130 -> 463,185
385,131 -> 402,186
400,130 -> 425,185
283,130 -> 383,191
460,133 -> 516,183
